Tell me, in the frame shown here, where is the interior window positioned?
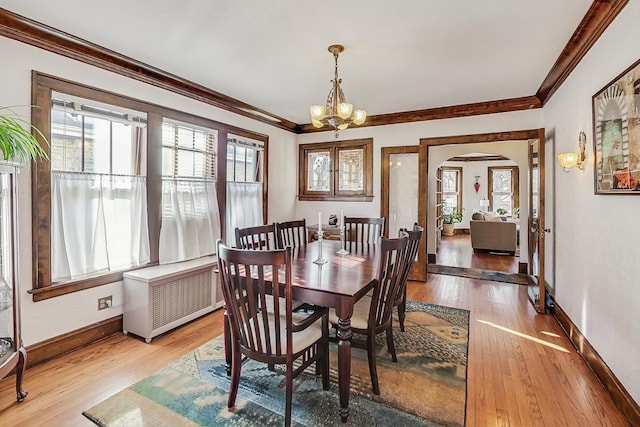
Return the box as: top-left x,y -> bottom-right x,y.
159,120 -> 219,263
49,93 -> 150,282
488,166 -> 519,215
298,138 -> 373,201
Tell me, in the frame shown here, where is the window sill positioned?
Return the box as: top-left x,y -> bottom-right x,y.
298,195 -> 374,202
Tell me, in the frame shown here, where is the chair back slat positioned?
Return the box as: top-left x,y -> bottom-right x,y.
235,223 -> 278,250
276,219 -> 307,249
217,241 -> 292,357
396,225 -> 424,301
345,217 -> 385,250
369,236 -> 408,328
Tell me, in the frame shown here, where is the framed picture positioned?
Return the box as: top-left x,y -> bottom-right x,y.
592,58 -> 640,194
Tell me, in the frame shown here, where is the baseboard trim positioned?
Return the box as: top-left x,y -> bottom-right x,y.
25,316 -> 123,368
554,304 -> 640,425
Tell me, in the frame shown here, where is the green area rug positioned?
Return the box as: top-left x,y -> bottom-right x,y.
83,301 -> 469,426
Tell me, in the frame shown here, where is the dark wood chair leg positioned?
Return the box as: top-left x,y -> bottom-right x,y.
223,310 -> 232,375
367,334 -> 380,395
398,292 -> 407,332
386,326 -> 398,362
321,315 -> 330,390
227,340 -> 242,408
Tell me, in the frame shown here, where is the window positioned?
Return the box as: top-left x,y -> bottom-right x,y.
31,73 -> 268,300
441,167 -> 462,213
49,93 -> 150,282
298,138 -> 373,201
159,120 -> 219,263
488,166 -> 519,214
225,135 -> 265,245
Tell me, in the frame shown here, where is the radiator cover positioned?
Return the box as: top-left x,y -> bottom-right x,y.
123,257 -> 220,343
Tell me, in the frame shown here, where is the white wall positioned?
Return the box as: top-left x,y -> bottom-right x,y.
1,36 -> 297,345
542,1 -> 640,403
295,111 -> 542,231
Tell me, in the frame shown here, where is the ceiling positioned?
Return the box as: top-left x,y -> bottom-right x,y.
1,1 -> 597,126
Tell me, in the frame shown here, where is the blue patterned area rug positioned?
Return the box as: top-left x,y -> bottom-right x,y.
83,301 -> 469,426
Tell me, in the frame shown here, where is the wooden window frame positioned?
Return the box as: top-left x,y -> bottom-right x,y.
441,166 -> 463,212
488,166 -> 519,213
30,72 -> 268,301
298,138 -> 373,201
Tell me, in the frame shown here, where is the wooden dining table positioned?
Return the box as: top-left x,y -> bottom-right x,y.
223,239 -> 379,423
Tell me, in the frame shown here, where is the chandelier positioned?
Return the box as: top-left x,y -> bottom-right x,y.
309,44 -> 367,137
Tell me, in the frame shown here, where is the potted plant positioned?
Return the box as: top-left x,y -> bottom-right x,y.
440,202 -> 464,236
513,207 -> 520,219
0,106 -> 49,163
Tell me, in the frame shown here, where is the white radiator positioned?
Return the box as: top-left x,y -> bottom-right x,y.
123,256 -> 222,343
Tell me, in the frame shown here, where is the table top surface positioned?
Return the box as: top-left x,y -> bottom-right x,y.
288,240 -> 378,304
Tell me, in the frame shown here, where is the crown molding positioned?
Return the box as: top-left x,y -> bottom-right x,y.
536,0 -> 629,104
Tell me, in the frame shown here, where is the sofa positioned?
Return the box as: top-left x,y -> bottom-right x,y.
469,211 -> 517,255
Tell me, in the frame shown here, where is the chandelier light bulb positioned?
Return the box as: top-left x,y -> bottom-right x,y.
353,110 -> 367,125
311,118 -> 324,129
310,105 -> 326,120
337,102 -> 353,119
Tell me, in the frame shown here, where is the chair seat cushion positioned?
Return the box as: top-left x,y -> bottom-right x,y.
249,313 -> 324,355
329,294 -> 372,330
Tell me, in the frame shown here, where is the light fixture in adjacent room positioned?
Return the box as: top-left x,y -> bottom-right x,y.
309,44 -> 367,138
557,131 -> 587,172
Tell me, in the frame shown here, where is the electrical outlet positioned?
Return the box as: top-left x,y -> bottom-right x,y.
98,296 -> 112,310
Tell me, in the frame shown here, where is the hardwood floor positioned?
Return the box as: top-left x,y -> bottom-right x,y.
0,278 -> 629,426
437,233 -> 520,273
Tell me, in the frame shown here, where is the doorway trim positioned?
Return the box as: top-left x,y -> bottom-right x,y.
419,129 -> 543,282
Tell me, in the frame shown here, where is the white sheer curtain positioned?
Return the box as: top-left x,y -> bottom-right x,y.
159,180 -> 220,263
226,182 -> 263,246
51,172 -> 150,281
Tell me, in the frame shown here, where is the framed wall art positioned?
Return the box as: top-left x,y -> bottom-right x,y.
592,58 -> 640,194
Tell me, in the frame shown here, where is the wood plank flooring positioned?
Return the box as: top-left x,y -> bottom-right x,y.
0,271 -> 629,425
437,233 -> 520,273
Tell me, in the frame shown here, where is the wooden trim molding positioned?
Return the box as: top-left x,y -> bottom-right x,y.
554,303 -> 640,426
536,0 -> 629,104
0,4 -> 627,132
0,8 -> 297,133
298,96 -> 542,133
25,316 -> 123,368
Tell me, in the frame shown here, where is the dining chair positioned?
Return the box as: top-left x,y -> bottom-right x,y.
235,223 -> 278,250
276,219 -> 308,249
329,235 -> 408,395
394,224 -> 424,332
216,240 -> 330,427
344,216 -> 385,250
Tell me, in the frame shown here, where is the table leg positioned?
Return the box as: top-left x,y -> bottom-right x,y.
336,314 -> 353,422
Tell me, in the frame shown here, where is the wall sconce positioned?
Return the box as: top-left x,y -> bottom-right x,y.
474,176 -> 480,193
557,131 -> 587,172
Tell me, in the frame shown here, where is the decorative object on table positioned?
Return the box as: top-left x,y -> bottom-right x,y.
309,45 -> 367,138
592,58 -> 640,193
440,202 -> 464,236
557,131 -> 587,172
314,212 -> 327,264
336,209 -> 348,255
328,214 -> 338,225
0,106 -> 49,163
479,198 -> 490,212
473,175 -> 480,193
83,301 -> 469,427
